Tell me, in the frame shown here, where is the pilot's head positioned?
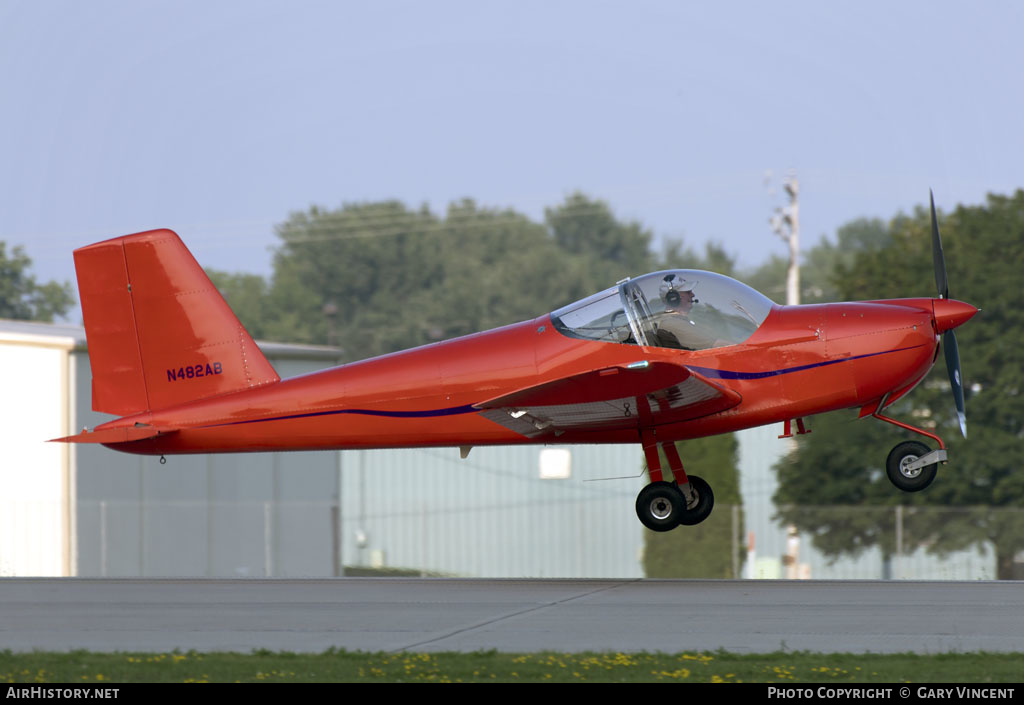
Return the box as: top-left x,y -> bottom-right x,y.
660,274 -> 697,312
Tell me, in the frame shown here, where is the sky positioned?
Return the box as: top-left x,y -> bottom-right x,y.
2,0 -> 1022,320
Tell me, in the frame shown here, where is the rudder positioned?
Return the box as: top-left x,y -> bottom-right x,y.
74,229 -> 279,415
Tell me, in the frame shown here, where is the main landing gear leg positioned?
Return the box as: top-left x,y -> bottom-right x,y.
635,430 -> 715,532
778,417 -> 812,439
873,410 -> 947,493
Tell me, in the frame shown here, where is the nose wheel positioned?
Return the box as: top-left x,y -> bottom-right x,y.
636,476 -> 714,531
873,410 -> 947,493
886,441 -> 939,492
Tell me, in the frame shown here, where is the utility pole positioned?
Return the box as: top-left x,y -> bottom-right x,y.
770,173 -> 800,306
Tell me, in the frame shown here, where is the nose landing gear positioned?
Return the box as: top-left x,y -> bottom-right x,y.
886,440 -> 944,492
873,409 -> 947,493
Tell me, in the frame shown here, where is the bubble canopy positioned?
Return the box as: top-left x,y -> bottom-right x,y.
550,270 -> 775,351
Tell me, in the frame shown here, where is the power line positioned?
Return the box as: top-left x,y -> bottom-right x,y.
3,201 -> 655,250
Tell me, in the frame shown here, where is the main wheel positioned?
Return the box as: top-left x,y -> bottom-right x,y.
886,441 -> 937,492
635,482 -> 686,532
676,475 -> 715,526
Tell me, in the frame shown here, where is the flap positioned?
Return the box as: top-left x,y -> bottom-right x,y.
477,361 -> 693,408
475,361 -> 741,438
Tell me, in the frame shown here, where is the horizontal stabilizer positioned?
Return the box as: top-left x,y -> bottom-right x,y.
51,425 -> 177,444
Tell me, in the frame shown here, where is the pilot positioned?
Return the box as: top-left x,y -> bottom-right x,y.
654,274 -> 717,351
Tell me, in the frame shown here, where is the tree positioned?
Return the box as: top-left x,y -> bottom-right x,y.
775,191 -> 1024,578
545,192 -> 655,284
263,199 -> 575,360
206,269 -> 271,340
0,242 -> 74,322
742,218 -> 892,305
259,193 -> 666,361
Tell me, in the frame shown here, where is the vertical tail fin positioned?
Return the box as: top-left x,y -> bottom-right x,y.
74,229 -> 279,415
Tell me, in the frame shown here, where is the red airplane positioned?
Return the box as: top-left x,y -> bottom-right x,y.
57,194 -> 977,532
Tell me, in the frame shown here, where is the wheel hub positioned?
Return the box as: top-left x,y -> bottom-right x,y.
681,486 -> 698,509
899,455 -> 922,479
649,498 -> 672,520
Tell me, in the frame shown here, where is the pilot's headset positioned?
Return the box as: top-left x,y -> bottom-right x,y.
659,273 -> 697,308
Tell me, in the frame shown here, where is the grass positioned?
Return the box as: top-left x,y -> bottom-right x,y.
2,649 -> 1023,683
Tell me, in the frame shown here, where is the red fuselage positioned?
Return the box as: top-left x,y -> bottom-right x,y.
96,297 -> 969,455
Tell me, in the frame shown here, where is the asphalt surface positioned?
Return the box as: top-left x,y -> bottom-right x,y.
2,578 -> 1022,653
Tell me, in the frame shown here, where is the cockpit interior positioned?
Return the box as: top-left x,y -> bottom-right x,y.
550,270 -> 774,351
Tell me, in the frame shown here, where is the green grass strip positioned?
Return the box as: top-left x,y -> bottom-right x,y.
2,649 -> 1023,683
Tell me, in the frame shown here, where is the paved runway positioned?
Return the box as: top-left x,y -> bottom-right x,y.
2,578 -> 1022,654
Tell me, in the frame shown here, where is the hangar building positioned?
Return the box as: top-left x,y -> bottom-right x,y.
0,319 -> 644,578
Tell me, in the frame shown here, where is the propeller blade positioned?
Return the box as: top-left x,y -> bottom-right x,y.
943,329 -> 967,438
931,190 -> 949,299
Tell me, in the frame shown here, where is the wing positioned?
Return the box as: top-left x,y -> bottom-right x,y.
475,360 -> 741,438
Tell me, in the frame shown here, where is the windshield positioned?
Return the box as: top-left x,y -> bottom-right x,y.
550,286 -> 630,343
551,270 -> 773,350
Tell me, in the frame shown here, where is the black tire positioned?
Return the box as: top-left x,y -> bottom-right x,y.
886,441 -> 937,492
677,475 -> 715,526
635,482 -> 685,532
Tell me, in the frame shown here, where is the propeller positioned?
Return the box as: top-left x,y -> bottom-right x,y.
930,190 -> 967,438
931,191 -> 948,300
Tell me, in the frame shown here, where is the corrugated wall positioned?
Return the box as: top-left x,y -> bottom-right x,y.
338,445 -> 644,578
71,348 -> 647,578
74,354 -> 343,577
